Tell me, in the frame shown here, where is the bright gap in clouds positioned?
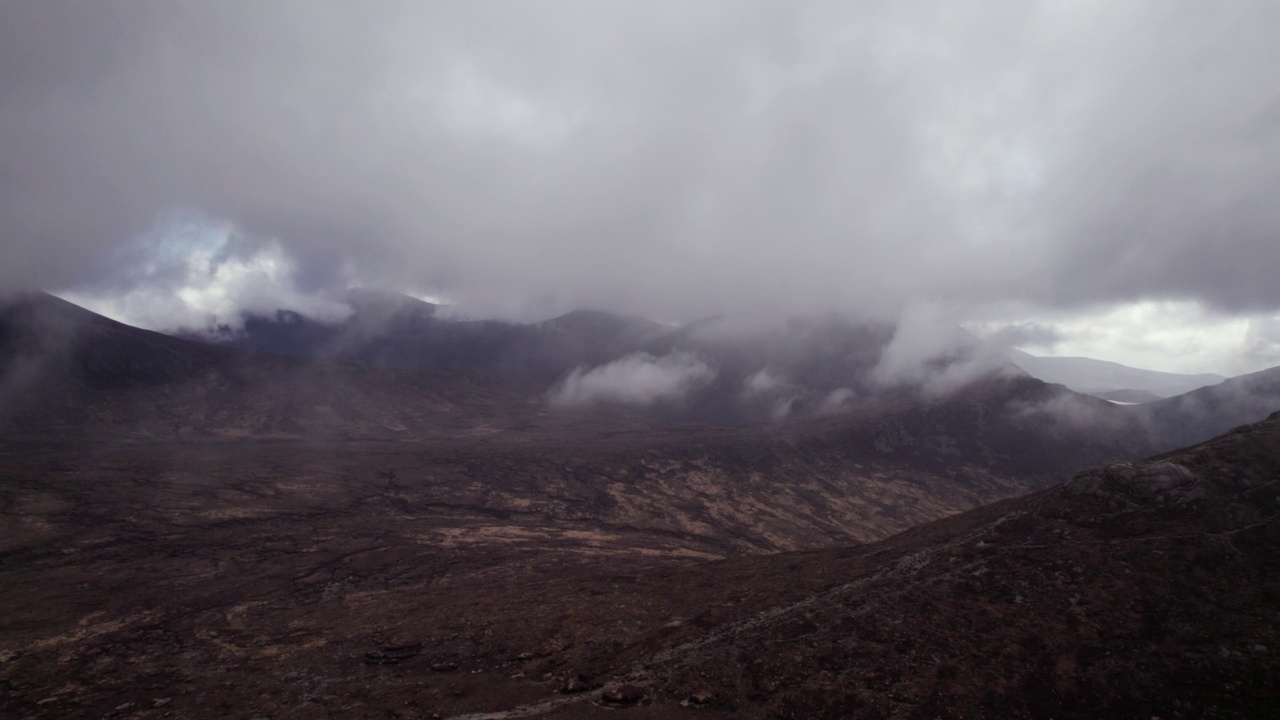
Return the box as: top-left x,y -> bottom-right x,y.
57,214 -> 351,332
970,301 -> 1280,377
52,212 -> 1280,380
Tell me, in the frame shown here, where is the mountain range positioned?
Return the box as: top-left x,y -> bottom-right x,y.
1006,348 -> 1226,401
1,291 -> 1278,718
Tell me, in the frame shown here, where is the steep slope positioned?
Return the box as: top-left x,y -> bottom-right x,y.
11,291 -> 1267,494
802,374 -> 1154,479
606,411 -> 1280,718
202,293 -> 669,385
195,300 -> 1022,425
198,300 -> 896,423
1007,348 -> 1224,398
0,292 -> 536,440
1139,364 -> 1280,451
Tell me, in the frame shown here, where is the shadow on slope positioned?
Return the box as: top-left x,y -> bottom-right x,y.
0,293 -> 536,441
1138,365 -> 1280,451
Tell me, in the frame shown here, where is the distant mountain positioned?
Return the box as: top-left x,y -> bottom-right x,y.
1138,364 -> 1280,451
179,298 -> 896,422
799,373 -> 1155,480
0,292 -> 534,440
7,291 -> 1274,471
12,292 -> 1274,457
183,297 -> 1037,425
1007,348 -> 1225,398
997,350 -> 1280,456
345,287 -> 438,323
190,291 -> 671,386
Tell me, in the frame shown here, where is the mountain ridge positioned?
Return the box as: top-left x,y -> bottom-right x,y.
1007,347 -> 1226,398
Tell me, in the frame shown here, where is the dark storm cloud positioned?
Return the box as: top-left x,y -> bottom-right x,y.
2,1 -> 1279,322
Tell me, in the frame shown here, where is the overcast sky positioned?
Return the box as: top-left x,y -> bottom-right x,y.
3,1 -> 1279,375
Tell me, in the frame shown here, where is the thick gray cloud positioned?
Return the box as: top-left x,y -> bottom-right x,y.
3,1 -> 1279,323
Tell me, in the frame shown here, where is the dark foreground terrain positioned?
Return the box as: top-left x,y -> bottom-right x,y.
3,411 -> 1278,719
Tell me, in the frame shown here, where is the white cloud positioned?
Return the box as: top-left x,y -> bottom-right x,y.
819,388 -> 857,413
550,351 -> 716,407
5,2 -> 1279,379
872,300 -> 1013,393
742,368 -> 786,397
769,396 -> 795,422
57,215 -> 351,332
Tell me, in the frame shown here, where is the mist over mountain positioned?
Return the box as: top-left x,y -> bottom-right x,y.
1006,348 -> 1226,399
5,3 -> 1280,717
1138,365 -> 1280,451
7,291 -> 1280,466
3,1 -> 1280,378
0,293 -> 537,442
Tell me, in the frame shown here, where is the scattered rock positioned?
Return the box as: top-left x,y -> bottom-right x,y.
1066,461 -> 1203,506
560,674 -> 595,694
688,689 -> 716,705
601,684 -> 645,705
364,643 -> 422,666
430,661 -> 459,672
538,637 -> 571,656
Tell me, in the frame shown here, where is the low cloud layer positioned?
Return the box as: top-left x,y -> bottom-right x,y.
550,352 -> 716,407
742,369 -> 787,397
2,1 -> 1279,332
871,302 -> 1017,393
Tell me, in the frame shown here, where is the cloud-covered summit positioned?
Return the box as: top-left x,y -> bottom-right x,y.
3,2 -> 1279,347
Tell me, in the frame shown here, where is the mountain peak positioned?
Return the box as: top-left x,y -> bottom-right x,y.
540,308 -> 661,333
345,288 -> 437,322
